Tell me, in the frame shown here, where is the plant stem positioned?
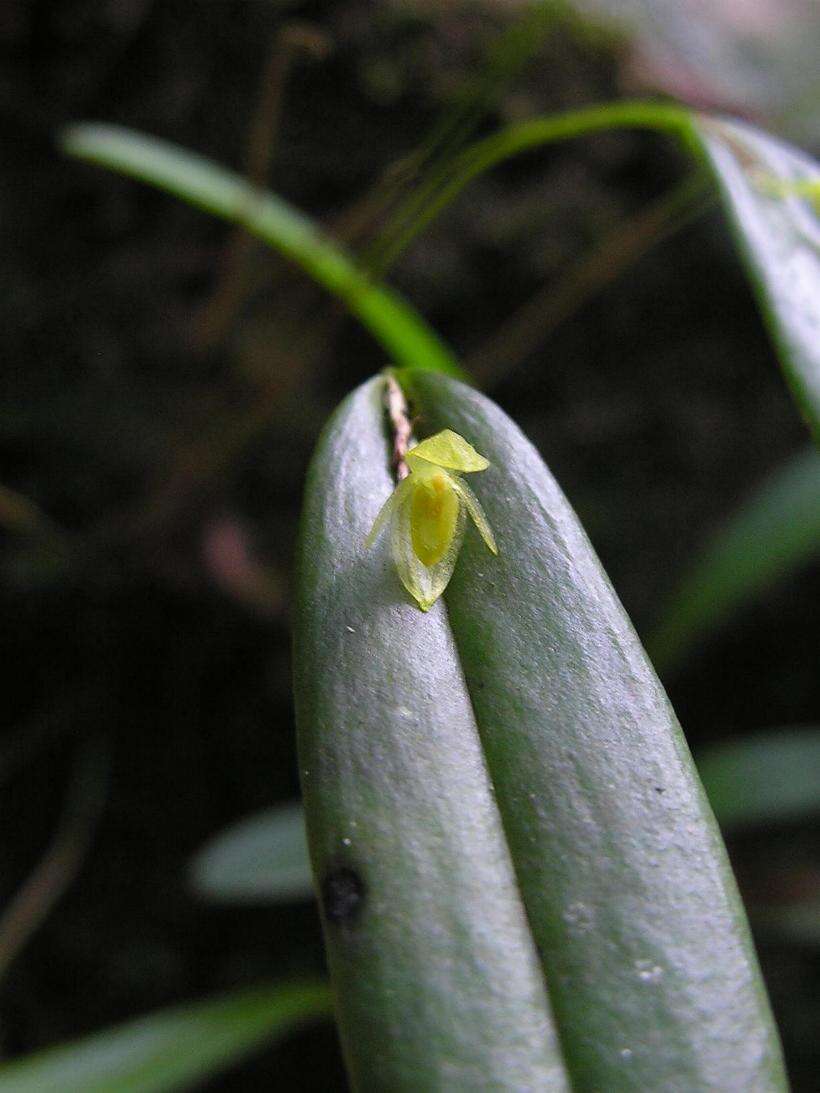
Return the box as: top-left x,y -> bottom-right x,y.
385,373 -> 412,480
0,739 -> 108,982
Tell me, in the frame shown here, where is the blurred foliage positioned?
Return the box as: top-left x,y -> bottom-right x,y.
0,982 -> 331,1092
697,727 -> 820,831
190,804 -> 313,906
1,1 -> 818,1089
648,448 -> 820,674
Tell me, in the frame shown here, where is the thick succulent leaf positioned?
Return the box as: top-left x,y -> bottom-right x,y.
0,983 -> 331,1093
294,372 -> 786,1091
696,727 -> 820,831
189,803 -> 313,903
294,378 -> 566,1088
693,115 -> 820,441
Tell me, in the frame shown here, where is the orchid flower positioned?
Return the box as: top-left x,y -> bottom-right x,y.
365,429 -> 497,611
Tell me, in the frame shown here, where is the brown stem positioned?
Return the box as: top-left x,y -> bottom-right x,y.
385,374 -> 412,481
0,739 -> 108,983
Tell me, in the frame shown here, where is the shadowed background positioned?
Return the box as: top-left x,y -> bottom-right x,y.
1,1 -> 818,1088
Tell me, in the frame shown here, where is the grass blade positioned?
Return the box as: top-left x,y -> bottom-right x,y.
60,124 -> 464,380
647,446 -> 820,676
379,100 -> 698,259
0,982 -> 332,1093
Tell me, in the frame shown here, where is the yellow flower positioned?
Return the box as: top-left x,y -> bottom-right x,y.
365,429 -> 497,611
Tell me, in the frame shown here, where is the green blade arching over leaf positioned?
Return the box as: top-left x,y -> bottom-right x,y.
61,111 -> 820,442
378,100 -> 699,256
60,124 -> 465,381
693,115 -> 820,441
295,371 -> 786,1090
0,983 -> 332,1093
647,446 -> 820,676
189,802 -> 314,904
293,378 -> 567,1090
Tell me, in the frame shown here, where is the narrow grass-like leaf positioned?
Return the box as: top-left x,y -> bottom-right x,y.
0,982 -> 332,1093
388,100 -> 699,250
61,111 -> 820,440
60,125 -> 464,380
647,446 -> 820,676
189,803 -> 313,904
294,371 -> 786,1090
696,727 -> 820,830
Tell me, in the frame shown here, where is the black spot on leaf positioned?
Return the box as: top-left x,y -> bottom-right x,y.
322,867 -> 365,925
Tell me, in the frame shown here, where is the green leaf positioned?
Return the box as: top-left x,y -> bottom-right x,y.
189,803 -> 313,904
361,102 -> 820,440
378,100 -> 699,259
0,982 -> 332,1093
696,727 -> 820,830
60,110 -> 820,442
293,371 -> 786,1090
647,446 -> 820,676
753,897 -> 820,948
693,115 -> 820,441
60,124 -> 464,381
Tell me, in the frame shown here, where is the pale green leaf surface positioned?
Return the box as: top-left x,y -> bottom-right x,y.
648,446 -> 820,675
0,983 -> 331,1093
189,803 -> 313,903
294,371 -> 786,1091
294,378 -> 568,1089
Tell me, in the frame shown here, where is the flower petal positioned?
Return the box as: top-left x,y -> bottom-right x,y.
364,476 -> 413,548
406,429 -> 489,473
451,476 -> 498,555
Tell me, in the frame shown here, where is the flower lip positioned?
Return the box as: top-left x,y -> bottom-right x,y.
410,468 -> 460,566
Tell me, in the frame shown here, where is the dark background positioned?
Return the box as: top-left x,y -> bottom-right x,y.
1,1 -> 817,1088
